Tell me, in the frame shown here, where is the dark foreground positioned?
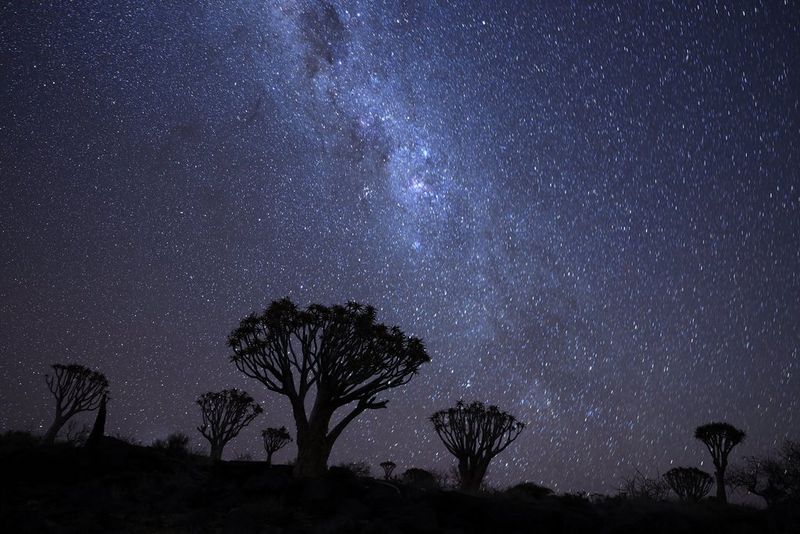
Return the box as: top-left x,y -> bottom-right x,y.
1,435 -> 796,533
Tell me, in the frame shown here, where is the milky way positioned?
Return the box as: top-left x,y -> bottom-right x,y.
1,1 -> 798,493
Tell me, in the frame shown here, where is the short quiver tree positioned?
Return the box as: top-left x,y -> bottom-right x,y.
380,460 -> 397,480
664,467 -> 713,501
197,389 -> 262,462
695,422 -> 746,503
43,363 -> 109,444
431,400 -> 525,492
228,299 -> 429,477
262,426 -> 292,466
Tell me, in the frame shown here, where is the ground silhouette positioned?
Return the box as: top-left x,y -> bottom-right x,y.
2,433 -> 795,534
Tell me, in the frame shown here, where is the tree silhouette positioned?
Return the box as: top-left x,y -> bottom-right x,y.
617,470 -> 669,500
197,389 -> 262,462
228,299 -> 429,477
663,467 -> 713,501
729,440 -> 800,507
431,400 -> 524,492
86,393 -> 108,449
694,422 -> 746,503
261,426 -> 292,466
43,364 -> 109,445
380,460 -> 397,480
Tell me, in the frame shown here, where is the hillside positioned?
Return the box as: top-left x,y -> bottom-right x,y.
2,433 -> 795,533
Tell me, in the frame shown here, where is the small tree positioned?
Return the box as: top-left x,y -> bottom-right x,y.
228,299 -> 429,477
43,364 -> 109,444
380,460 -> 397,480
262,426 -> 292,466
695,422 -> 746,503
729,440 -> 800,507
431,400 -> 524,492
664,467 -> 713,501
197,389 -> 262,462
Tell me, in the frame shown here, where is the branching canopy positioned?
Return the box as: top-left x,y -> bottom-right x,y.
262,426 -> 292,453
46,363 -> 109,417
228,299 -> 429,441
431,400 -> 525,462
729,441 -> 800,506
664,467 -> 713,501
197,389 -> 262,446
380,460 -> 397,479
694,422 -> 746,467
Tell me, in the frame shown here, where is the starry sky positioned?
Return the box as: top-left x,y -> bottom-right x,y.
1,1 -> 798,493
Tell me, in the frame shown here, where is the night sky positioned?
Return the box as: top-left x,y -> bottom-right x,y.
1,1 -> 798,494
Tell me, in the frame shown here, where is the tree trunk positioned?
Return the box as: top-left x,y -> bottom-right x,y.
87,394 -> 107,449
265,450 -> 273,467
715,467 -> 727,503
43,414 -> 66,445
458,458 -> 489,493
293,410 -> 333,478
210,443 -> 223,463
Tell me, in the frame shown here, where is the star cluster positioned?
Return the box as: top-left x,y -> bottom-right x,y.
1,1 -> 798,493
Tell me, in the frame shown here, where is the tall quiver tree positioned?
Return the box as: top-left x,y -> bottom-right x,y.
43,364 -> 109,444
695,422 -> 746,503
431,401 -> 525,492
197,389 -> 262,462
228,299 -> 429,477
262,426 -> 292,466
86,393 -> 108,449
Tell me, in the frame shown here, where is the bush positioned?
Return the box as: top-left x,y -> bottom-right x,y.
617,470 -> 669,501
63,421 -> 90,446
152,432 -> 190,456
401,468 -> 440,490
113,433 -> 142,446
0,430 -> 39,456
335,461 -> 371,477
505,482 -> 554,500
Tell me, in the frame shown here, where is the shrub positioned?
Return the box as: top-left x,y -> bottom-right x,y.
505,482 -> 554,500
0,430 -> 39,456
401,468 -> 440,490
335,461 -> 371,477
152,432 -> 190,456
617,470 -> 669,501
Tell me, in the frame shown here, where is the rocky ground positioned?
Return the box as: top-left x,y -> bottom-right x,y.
1,432 -> 796,533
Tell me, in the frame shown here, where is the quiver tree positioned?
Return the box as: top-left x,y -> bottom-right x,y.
197,389 -> 262,462
262,426 -> 292,466
431,400 -> 525,492
663,467 -> 713,501
86,393 -> 108,449
228,299 -> 429,477
380,460 -> 397,480
695,422 -> 746,503
43,364 -> 109,444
